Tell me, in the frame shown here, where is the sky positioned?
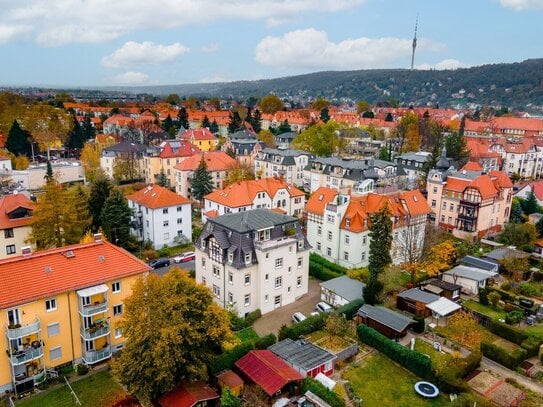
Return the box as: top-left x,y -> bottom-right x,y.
0,0 -> 542,88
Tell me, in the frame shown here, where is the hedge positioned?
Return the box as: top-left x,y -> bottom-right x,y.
521,336 -> 542,358
481,341 -> 527,370
413,316 -> 425,334
309,253 -> 347,275
487,286 -> 516,302
301,377 -> 345,407
336,299 -> 364,320
279,313 -> 329,341
357,324 -> 433,379
488,320 -> 528,345
254,333 -> 276,350
309,261 -> 343,281
210,342 -> 254,374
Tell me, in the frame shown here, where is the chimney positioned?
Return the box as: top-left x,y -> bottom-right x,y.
21,246 -> 32,256
93,233 -> 103,242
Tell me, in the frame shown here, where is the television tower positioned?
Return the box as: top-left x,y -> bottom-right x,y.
410,15 -> 418,70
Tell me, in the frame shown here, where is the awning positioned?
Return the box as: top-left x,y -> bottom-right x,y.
424,285 -> 443,295
315,372 -> 336,390
77,284 -> 109,297
427,297 -> 461,317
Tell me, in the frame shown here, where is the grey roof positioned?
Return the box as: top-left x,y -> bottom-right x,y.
230,130 -> 257,140
102,141 -> 147,156
422,278 -> 462,292
274,132 -> 297,141
397,288 -> 440,304
394,151 -> 432,163
484,247 -> 530,262
357,304 -> 415,333
443,265 -> 498,282
268,339 -> 336,371
260,148 -> 311,157
319,276 -> 365,302
461,255 -> 499,272
210,209 -> 297,233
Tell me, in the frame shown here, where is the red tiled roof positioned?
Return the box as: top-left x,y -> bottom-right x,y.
159,141 -> 201,159
127,184 -> 190,209
204,209 -> 219,218
180,128 -> 215,141
488,170 -> 513,189
158,381 -> 219,407
174,152 -> 236,172
461,162 -> 483,172
0,193 -> 34,230
235,350 -> 303,396
305,187 -> 338,216
0,240 -> 150,309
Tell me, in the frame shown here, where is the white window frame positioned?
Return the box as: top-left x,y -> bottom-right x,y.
113,304 -> 123,316
45,298 -> 57,312
112,281 -> 121,294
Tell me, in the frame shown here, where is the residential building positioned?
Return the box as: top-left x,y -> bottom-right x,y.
489,138 -> 543,178
305,187 -> 431,268
464,117 -> 543,138
319,275 -> 365,307
269,338 -> 336,378
178,128 -> 218,151
274,132 -> 298,150
515,180 -> 543,206
305,156 -> 402,194
396,288 -> 440,317
254,148 -> 313,188
442,265 -> 498,295
355,304 -> 415,340
394,151 -> 433,189
466,138 -> 501,173
9,162 -> 85,190
100,141 -> 148,181
0,236 -> 150,394
194,209 -> 310,317
420,279 -> 461,302
127,184 -> 191,249
0,193 -> 34,260
202,177 -> 305,222
173,151 -> 237,200
142,140 -> 200,186
426,148 -> 513,240
222,130 -> 264,166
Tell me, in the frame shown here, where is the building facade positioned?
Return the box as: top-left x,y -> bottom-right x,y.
254,148 -> 313,188
142,140 -> 200,186
0,193 -> 34,260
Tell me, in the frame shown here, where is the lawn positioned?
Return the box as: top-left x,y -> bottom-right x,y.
342,354 -> 448,407
526,324 -> 543,341
463,300 -> 507,320
305,330 -> 357,353
235,327 -> 259,343
413,339 -> 453,372
16,370 -> 126,407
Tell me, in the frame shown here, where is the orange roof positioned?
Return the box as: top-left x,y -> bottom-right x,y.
0,193 -> 34,230
204,209 -> 219,218
204,178 -> 304,208
445,171 -> 511,200
158,381 -> 219,407
444,177 -> 471,193
127,184 -> 190,209
103,114 -> 134,127
174,151 -> 236,172
305,187 -> 338,216
468,175 -> 499,199
0,240 -> 150,309
488,170 -> 513,189
159,141 -> 200,158
461,162 -> 483,172
180,128 -> 215,141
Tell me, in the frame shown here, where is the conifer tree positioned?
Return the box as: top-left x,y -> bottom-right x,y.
157,170 -> 169,187
161,115 -> 173,133
44,160 -> 54,183
191,157 -> 214,202
100,188 -> 132,248
523,191 -> 540,215
227,111 -> 242,134
201,115 -> 211,129
320,107 -> 330,123
176,107 -> 189,130
83,116 -> 96,141
66,116 -> 86,149
210,119 -> 219,134
88,176 -> 113,232
251,108 -> 262,133
6,120 -> 32,157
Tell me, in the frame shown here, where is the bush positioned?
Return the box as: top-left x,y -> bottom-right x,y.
487,292 -> 501,308
301,377 -> 345,407
336,299 -> 364,320
310,253 -> 347,275
505,310 -> 524,325
488,286 -> 516,302
229,309 -> 262,331
158,245 -> 171,257
254,333 -> 276,350
357,324 -> 433,379
309,261 -> 343,281
488,320 -> 528,345
413,316 -> 425,334
278,313 -> 329,341
521,336 -> 542,358
478,288 -> 489,306
245,309 -> 262,326
481,341 -> 527,370
142,249 -> 158,261
210,342 -> 254,374
76,364 -> 88,376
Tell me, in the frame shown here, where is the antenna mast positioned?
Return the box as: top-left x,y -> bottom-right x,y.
411,15 -> 418,70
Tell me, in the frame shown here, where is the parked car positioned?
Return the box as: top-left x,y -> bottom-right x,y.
292,312 -> 307,324
173,251 -> 195,263
149,258 -> 171,269
315,301 -> 333,314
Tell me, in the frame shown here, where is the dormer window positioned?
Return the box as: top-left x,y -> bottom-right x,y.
244,252 -> 252,265
228,251 -> 234,263
257,229 -> 271,241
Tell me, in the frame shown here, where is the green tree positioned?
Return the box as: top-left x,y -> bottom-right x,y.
319,108 -> 330,123
378,145 -> 391,161
364,205 -> 393,305
100,188 -> 132,248
176,107 -> 189,130
536,216 -> 543,238
113,268 -> 232,403
82,116 -> 96,142
499,222 -> 536,247
275,119 -> 292,135
220,387 -> 241,407
210,119 -> 219,134
66,116 -> 86,150
44,160 -> 54,183
356,100 -> 371,114
201,115 -> 211,129
88,176 -> 113,232
161,114 -> 174,133
445,132 -> 470,168
191,157 -> 214,202
227,111 -> 242,134
257,129 -> 276,148
510,198 -> 524,222
258,94 -> 284,114
156,170 -> 169,187
250,108 -> 262,133
292,121 -> 343,156
6,120 -> 32,157
165,93 -> 181,105
224,145 -> 236,159
311,98 -> 330,111
522,192 -> 540,215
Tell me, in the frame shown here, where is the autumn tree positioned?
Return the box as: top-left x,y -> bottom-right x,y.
357,100 -> 371,114
447,311 -> 484,349
100,188 -> 132,248
113,268 -> 232,403
80,143 -> 102,183
113,152 -> 143,183
292,121 -> 343,156
6,120 -> 32,157
258,94 -> 284,114
88,176 -> 113,231
394,112 -> 419,152
190,157 -> 214,202
364,205 -> 393,305
311,98 -> 330,111
224,161 -> 255,186
257,129 -> 276,148
14,155 -> 30,170
220,388 -> 241,407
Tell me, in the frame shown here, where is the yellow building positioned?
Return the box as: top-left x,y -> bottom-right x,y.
0,235 -> 150,394
0,193 -> 34,260
142,140 -> 201,186
178,128 -> 218,152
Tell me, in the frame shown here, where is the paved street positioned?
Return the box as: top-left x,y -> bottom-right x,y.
151,259 -> 195,277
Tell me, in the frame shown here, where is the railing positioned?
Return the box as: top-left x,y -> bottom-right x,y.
78,301 -> 108,317
80,323 -> 110,340
254,237 -> 296,251
9,346 -> 43,365
6,318 -> 41,340
82,347 -> 111,364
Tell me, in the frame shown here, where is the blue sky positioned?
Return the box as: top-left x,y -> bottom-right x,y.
0,0 -> 541,87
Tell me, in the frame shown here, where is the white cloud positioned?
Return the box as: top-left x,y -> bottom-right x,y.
111,71 -> 150,85
198,74 -> 232,83
255,29 -> 444,70
201,43 -> 219,54
0,24 -> 33,44
499,0 -> 543,10
101,41 -> 189,68
416,59 -> 467,70
0,0 -> 365,46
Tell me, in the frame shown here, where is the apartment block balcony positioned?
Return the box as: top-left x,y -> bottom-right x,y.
80,321 -> 110,341
8,343 -> 43,366
82,346 -> 111,365
78,300 -> 109,317
6,318 -> 41,340
254,236 -> 297,252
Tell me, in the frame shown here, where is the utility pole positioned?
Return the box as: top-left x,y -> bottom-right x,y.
411,15 -> 418,70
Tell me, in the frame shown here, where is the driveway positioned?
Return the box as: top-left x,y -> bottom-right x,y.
253,278 -> 322,337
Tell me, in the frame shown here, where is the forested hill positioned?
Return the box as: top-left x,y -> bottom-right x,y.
111,59 -> 543,110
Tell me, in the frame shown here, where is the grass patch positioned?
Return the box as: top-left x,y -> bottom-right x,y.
16,370 -> 126,407
526,324 -> 543,341
235,327 -> 260,343
492,337 -> 521,352
306,330 -> 356,353
342,354 -> 447,407
463,300 -> 507,320
413,339 -> 453,372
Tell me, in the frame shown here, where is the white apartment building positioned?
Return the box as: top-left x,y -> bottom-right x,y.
254,148 -> 313,188
127,184 -> 192,249
194,209 -> 310,317
489,139 -> 543,179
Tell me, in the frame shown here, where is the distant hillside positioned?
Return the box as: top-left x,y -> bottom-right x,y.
110,59 -> 543,110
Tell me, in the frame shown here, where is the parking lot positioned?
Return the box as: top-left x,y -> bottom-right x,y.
151,259 -> 195,277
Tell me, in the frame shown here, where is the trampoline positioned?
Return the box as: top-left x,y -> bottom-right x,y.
414,381 -> 439,399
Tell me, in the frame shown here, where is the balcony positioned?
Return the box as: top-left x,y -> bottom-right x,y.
458,213 -> 477,222
254,237 -> 297,252
9,344 -> 43,366
6,318 -> 41,340
460,199 -> 480,207
80,322 -> 110,341
82,347 -> 111,365
14,369 -> 46,386
78,300 -> 109,317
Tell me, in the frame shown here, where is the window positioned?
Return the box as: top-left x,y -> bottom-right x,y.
327,214 -> 334,223
228,272 -> 233,284
163,220 -> 169,227
113,304 -> 123,316
112,281 -> 121,294
275,276 -> 282,289
228,251 -> 234,263
264,294 -> 269,302
297,257 -> 303,268
228,292 -> 234,305
212,285 -> 220,298
4,228 -> 14,238
202,276 -> 206,284
201,258 -> 206,269
275,258 -> 283,268
213,266 -> 221,278
297,276 -> 302,287
326,247 -> 331,256
163,208 -> 168,214
274,295 -> 281,308
265,273 -> 269,281
316,242 -> 321,251
49,347 -> 62,361
345,235 -> 350,245
344,252 -> 349,261
440,215 -> 445,222
177,218 -> 182,224
265,253 -> 269,260
431,199 -> 436,208
244,252 -> 252,264
177,206 -> 183,212
164,232 -> 169,240
361,252 -> 366,261
45,298 -> 57,312
47,322 -> 60,337
449,203 -> 454,211
244,274 -> 251,285
6,245 -> 15,255
244,294 -> 250,307
362,236 -> 367,245
115,327 -> 122,338
317,226 -> 322,235
442,202 -> 446,210
345,218 -> 351,227
327,231 -> 332,241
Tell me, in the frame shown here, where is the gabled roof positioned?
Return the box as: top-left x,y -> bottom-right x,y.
174,151 -> 236,172
357,304 -> 415,333
158,381 -> 219,407
159,140 -> 201,158
305,187 -> 338,216
235,350 -> 303,396
460,255 -> 499,272
319,275 -> 365,302
0,193 -> 34,230
461,162 -> 483,172
397,288 -> 440,304
179,127 -> 215,141
268,339 -> 336,371
0,240 -> 150,309
127,184 -> 190,209
443,265 -> 498,282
